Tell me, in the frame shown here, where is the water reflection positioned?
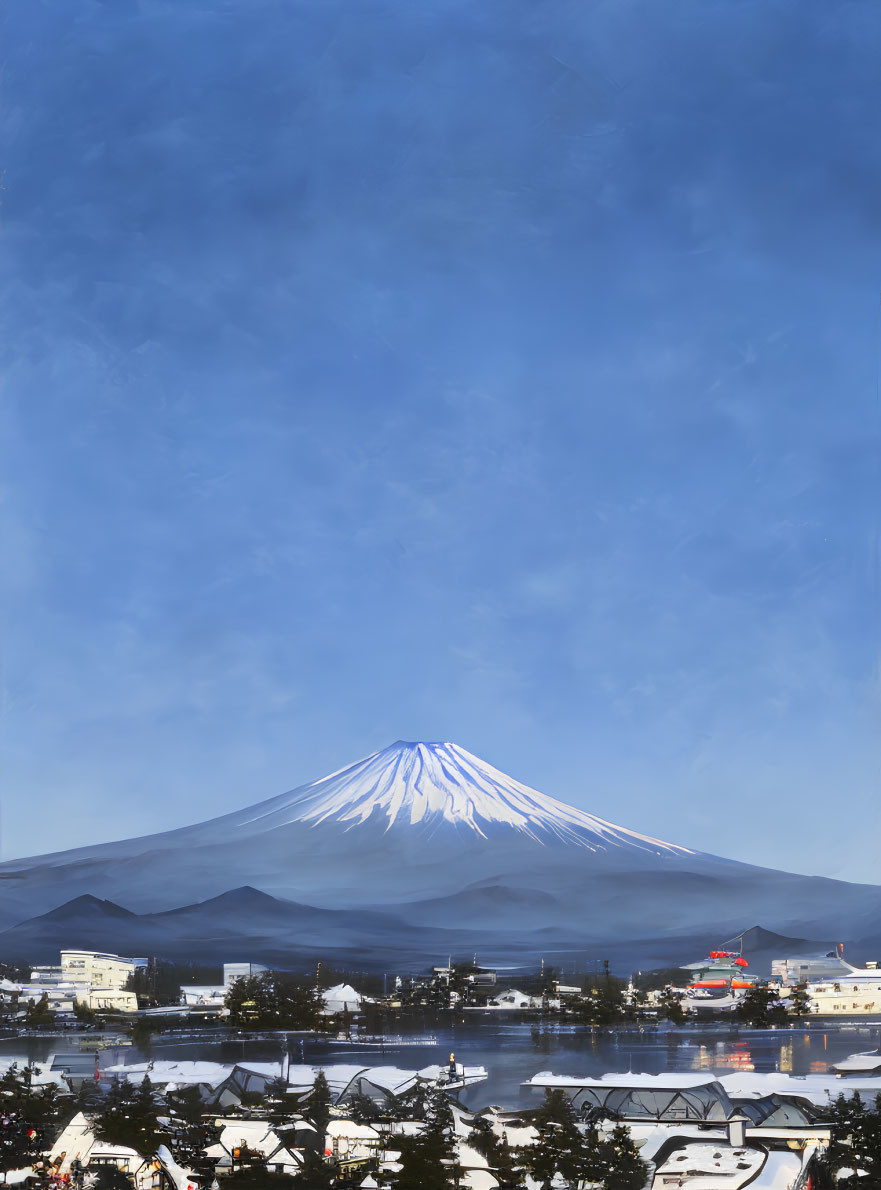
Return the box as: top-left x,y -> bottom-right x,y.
2,1022 -> 880,1107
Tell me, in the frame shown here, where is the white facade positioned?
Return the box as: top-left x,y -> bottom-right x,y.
807,974 -> 881,1015
81,987 -> 139,1013
61,950 -> 142,990
20,950 -> 143,1015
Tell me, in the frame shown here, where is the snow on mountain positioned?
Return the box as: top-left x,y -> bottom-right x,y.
234,740 -> 693,855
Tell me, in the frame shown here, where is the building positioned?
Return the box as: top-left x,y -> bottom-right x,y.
321,983 -> 363,1015
522,1072 -> 828,1132
60,949 -> 145,990
223,961 -> 268,984
805,971 -> 881,1015
22,949 -> 143,1015
771,949 -> 853,984
102,1059 -> 488,1110
488,989 -> 533,1009
179,960 -> 268,1008
680,950 -> 755,994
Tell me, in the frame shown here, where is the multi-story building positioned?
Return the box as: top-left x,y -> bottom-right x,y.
806,972 -> 881,1015
21,950 -> 145,1015
60,950 -> 145,990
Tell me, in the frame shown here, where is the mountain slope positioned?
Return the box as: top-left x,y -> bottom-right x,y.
0,740 -> 878,962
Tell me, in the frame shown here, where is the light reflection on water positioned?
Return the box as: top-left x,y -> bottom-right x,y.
3,1021 -> 881,1108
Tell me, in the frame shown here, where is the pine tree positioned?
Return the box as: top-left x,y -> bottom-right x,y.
600,1123 -> 647,1190
822,1090 -> 881,1182
467,1117 -> 524,1188
736,982 -> 788,1028
225,972 -> 323,1030
305,1070 -> 332,1134
788,980 -> 813,1018
518,1089 -> 585,1187
91,1075 -> 161,1156
0,1064 -> 65,1182
348,1091 -> 380,1123
389,1087 -> 462,1190
658,986 -> 687,1025
293,1147 -> 335,1188
24,992 -> 54,1029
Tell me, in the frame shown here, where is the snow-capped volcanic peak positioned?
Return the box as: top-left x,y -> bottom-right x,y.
240,741 -> 693,855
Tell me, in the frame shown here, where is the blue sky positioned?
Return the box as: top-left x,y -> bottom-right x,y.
1,0 -> 879,880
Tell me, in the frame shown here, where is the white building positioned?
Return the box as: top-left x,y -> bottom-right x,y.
322,983 -> 363,1015
806,972 -> 881,1015
771,952 -> 854,984
488,989 -> 533,1009
22,950 -> 143,1015
60,949 -> 144,990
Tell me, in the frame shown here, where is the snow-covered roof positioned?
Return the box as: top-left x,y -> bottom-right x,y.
215,1120 -> 301,1166
327,1121 -> 382,1142
0,1058 -> 69,1090
525,1071 -> 722,1090
102,1058 -> 487,1103
654,1142 -> 764,1188
49,1112 -> 95,1173
104,1060 -> 233,1087
527,1068 -> 881,1111
832,1050 -> 881,1074
322,983 -> 362,1013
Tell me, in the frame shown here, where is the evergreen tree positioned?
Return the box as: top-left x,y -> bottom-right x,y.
515,1090 -> 644,1190
305,1070 -> 332,1134
788,980 -> 813,1019
736,982 -> 788,1028
348,1092 -> 380,1123
389,1087 -> 461,1190
72,1076 -> 104,1116
91,1075 -> 161,1156
24,992 -> 54,1029
293,1147 -> 335,1188
467,1117 -> 524,1188
599,1122 -> 647,1190
163,1084 -> 219,1183
658,987 -> 687,1025
822,1091 -> 881,1183
517,1089 -> 586,1188
0,1064 -> 65,1181
225,972 -> 323,1030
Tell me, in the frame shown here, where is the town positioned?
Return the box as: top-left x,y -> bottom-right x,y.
4,942 -> 881,1186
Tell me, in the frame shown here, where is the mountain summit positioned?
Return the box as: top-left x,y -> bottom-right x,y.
233,740 -> 693,854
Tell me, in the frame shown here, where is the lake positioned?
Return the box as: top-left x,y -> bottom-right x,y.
4,1020 -> 881,1108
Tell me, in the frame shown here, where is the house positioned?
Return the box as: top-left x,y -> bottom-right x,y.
208,1119 -> 305,1177
322,983 -> 363,1015
488,989 -> 532,1010
326,1120 -> 383,1161
47,1113 -> 200,1188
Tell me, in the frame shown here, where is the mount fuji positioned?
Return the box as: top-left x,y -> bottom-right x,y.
1,741 -> 879,968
